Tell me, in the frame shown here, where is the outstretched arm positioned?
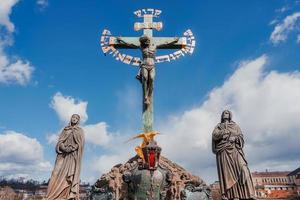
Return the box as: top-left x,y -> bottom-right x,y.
157,37 -> 179,48
117,37 -> 139,48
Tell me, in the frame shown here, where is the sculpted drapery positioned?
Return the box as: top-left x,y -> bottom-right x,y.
46,114 -> 85,200
212,110 -> 255,200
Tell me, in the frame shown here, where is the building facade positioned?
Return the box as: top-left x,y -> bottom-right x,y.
252,170 -> 299,199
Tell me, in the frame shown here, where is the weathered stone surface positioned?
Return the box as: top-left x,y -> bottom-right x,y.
45,114 -> 85,200
212,110 -> 256,200
0,186 -> 19,200
90,156 -> 211,200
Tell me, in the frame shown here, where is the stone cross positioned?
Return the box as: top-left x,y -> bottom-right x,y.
100,8 -> 195,132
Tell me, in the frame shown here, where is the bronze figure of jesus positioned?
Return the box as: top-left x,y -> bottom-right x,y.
117,35 -> 179,106
100,8 -> 195,132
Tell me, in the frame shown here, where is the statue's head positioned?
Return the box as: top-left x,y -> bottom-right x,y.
70,114 -> 80,126
221,110 -> 232,123
139,35 -> 150,46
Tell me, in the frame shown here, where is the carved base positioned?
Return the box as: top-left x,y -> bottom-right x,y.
89,156 -> 211,200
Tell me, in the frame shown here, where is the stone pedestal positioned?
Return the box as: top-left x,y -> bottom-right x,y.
90,156 -> 211,200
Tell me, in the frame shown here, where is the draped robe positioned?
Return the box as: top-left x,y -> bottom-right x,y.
212,121 -> 255,199
46,124 -> 85,200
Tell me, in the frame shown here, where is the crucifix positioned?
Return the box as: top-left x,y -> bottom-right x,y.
100,8 -> 195,133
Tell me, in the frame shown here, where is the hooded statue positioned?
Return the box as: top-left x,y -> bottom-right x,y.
46,114 -> 85,200
212,110 -> 255,200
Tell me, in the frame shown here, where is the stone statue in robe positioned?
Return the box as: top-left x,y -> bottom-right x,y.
46,114 -> 85,200
212,110 -> 256,200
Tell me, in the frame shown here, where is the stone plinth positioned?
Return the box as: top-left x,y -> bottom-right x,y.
90,156 -> 211,200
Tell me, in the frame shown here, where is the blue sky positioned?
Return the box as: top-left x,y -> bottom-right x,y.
0,0 -> 300,184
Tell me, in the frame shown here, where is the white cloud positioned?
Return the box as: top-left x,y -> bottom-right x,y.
49,92 -> 113,146
0,0 -> 35,85
269,19 -> 278,26
91,154 -> 126,175
275,5 -> 290,13
151,55 -> 300,183
0,131 -> 51,178
0,131 -> 43,162
50,92 -> 88,124
83,122 -> 111,146
297,34 -> 300,43
36,0 -> 48,9
0,49 -> 34,85
0,0 -> 18,32
89,140 -> 136,179
270,12 -> 300,44
47,122 -> 112,146
46,132 -> 58,145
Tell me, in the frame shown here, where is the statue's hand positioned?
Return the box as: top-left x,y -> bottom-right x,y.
229,136 -> 236,143
64,146 -> 74,153
222,129 -> 230,138
222,133 -> 229,140
224,129 -> 230,134
59,143 -> 67,152
116,37 -> 122,42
